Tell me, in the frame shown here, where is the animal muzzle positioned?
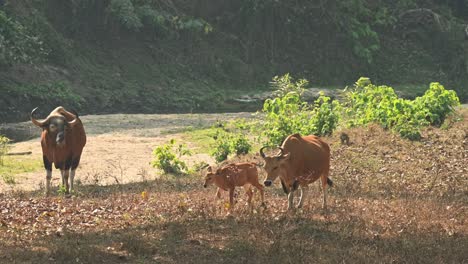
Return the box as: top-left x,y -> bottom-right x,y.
56,132 -> 65,145
264,180 -> 272,187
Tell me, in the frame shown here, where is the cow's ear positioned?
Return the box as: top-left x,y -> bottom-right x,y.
282,153 -> 290,160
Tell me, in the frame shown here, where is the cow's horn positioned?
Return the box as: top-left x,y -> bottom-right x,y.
276,147 -> 285,157
30,107 -> 49,128
259,146 -> 268,158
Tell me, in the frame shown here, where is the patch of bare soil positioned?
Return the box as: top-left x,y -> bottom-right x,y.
0,112 -> 254,192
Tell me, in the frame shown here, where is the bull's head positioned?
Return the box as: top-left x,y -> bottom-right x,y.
203,166 -> 217,188
259,146 -> 290,187
31,107 -> 78,146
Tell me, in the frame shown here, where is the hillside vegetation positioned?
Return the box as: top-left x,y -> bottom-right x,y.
1,0 -> 468,122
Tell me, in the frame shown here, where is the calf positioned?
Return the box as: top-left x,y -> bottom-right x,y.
203,162 -> 265,210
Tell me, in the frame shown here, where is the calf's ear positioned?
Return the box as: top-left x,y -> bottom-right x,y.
207,166 -> 212,172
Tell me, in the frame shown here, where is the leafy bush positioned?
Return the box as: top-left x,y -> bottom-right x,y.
0,10 -> 48,66
0,135 -> 10,166
210,131 -> 252,162
152,139 -> 191,175
230,133 -> 251,155
345,77 -> 460,140
262,75 -> 341,145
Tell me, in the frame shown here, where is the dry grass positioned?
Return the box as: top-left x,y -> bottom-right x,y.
0,110 -> 467,263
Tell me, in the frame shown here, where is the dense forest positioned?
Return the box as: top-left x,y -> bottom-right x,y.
1,0 -> 467,122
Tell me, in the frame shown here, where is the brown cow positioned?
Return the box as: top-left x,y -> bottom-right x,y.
31,106 -> 86,196
260,133 -> 332,210
203,162 -> 265,210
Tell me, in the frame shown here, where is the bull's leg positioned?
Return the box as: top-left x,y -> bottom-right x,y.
297,185 -> 308,209
70,169 -> 76,193
287,191 -> 294,210
70,157 -> 81,194
60,170 -> 70,194
42,156 -> 52,196
46,170 -> 52,196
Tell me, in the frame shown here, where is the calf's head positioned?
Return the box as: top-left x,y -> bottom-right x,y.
31,107 -> 78,146
260,146 -> 290,187
203,166 -> 217,188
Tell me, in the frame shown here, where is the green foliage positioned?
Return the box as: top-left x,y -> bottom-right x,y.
211,131 -> 231,163
3,81 -> 84,109
152,139 -> 191,175
107,0 -> 143,30
345,77 -> 460,140
210,130 -> 252,162
262,75 -> 341,145
0,135 -> 11,166
0,10 -> 48,66
57,184 -> 67,195
337,1 -> 396,63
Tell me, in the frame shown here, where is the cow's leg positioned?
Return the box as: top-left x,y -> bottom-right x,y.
297,185 -> 308,208
287,190 -> 294,210
43,156 -> 52,196
320,175 -> 328,209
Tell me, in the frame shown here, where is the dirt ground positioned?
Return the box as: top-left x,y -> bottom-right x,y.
0,112 -> 254,192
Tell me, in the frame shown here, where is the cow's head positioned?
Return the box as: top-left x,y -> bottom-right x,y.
203,166 -> 217,188
31,107 -> 79,146
260,146 -> 290,187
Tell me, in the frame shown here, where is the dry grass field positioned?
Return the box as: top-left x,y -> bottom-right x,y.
0,110 -> 467,263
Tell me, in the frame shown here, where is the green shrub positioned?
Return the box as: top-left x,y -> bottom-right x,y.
152,139 -> 191,175
345,77 -> 460,140
210,131 -> 252,162
230,133 -> 251,155
262,74 -> 341,145
211,131 -> 232,163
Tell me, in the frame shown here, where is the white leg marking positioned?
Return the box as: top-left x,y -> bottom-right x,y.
70,169 -> 76,193
288,191 -> 294,210
297,186 -> 308,208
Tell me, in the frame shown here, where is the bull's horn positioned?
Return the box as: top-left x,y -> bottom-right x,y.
67,117 -> 79,127
259,146 -> 268,158
30,107 -> 48,128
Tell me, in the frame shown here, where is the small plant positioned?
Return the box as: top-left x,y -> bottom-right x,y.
57,184 -> 67,195
1,174 -> 16,185
211,131 -> 252,162
230,133 -> 251,155
152,139 -> 191,175
0,135 -> 11,166
211,131 -> 231,163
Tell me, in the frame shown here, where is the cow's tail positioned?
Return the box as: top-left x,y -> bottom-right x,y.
326,178 -> 333,187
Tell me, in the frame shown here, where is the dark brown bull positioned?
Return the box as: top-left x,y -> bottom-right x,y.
260,133 -> 332,210
31,106 -> 86,196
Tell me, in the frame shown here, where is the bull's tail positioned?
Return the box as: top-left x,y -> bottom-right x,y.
326,178 -> 333,187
